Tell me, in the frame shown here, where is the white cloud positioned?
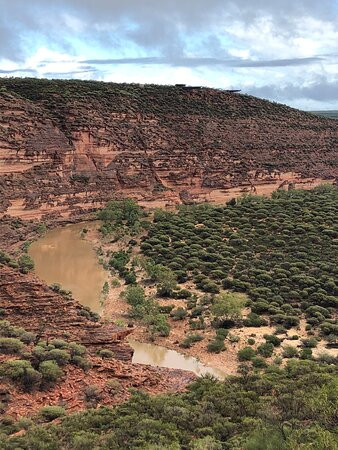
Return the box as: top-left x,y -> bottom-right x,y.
0,1 -> 337,109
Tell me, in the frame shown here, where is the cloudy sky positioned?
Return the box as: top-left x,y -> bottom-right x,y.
0,0 -> 337,110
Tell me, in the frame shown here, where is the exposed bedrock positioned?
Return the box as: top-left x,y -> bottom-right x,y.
0,79 -> 336,221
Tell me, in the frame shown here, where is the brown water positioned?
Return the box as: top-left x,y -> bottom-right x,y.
130,340 -> 226,379
29,222 -> 107,313
30,222 -> 227,379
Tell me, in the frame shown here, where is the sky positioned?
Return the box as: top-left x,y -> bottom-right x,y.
0,0 -> 337,110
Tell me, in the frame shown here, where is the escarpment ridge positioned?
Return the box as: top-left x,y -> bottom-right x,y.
0,78 -> 337,220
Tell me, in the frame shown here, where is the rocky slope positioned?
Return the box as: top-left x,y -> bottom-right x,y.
0,264 -> 195,418
0,78 -> 337,220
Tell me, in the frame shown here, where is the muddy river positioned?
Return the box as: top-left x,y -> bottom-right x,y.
29,222 -> 226,379
29,222 -> 106,314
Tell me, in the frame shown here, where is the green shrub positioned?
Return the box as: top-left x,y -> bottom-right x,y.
39,406 -> 66,421
243,313 -> 267,327
84,385 -> 102,405
283,345 -> 299,358
1,360 -> 42,391
39,360 -> 63,383
227,334 -> 240,343
257,343 -> 274,358
252,357 -> 268,368
170,307 -> 187,321
274,325 -> 287,335
148,314 -> 170,337
18,255 -> 34,273
175,289 -> 192,299
180,334 -> 204,349
189,318 -> 206,330
158,305 -> 174,314
97,349 -> 114,359
247,338 -> 255,345
207,339 -> 225,353
238,347 -> 256,361
316,353 -> 337,364
215,328 -> 229,340
69,342 -> 87,357
72,356 -> 92,371
301,338 -> 318,348
106,379 -> 122,394
45,349 -> 70,366
50,339 -> 69,349
125,285 -> 146,307
288,335 -> 299,340
264,334 -> 281,347
299,348 -> 313,360
273,356 -> 283,365
0,337 -> 24,354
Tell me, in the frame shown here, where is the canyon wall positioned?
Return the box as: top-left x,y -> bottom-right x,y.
0,78 -> 337,220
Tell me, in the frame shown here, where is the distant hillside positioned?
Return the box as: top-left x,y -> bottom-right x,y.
0,78 -> 337,220
311,110 -> 338,120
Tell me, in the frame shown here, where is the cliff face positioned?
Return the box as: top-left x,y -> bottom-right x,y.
0,78 -> 337,220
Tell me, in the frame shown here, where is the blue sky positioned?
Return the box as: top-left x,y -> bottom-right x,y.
0,0 -> 337,110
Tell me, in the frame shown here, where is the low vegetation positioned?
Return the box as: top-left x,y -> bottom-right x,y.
2,360 -> 337,449
140,186 -> 337,345
0,321 -> 92,395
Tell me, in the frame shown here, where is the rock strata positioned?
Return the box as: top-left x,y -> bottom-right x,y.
0,78 -> 336,220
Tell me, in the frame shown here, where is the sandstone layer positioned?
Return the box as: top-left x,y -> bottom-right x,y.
0,78 -> 337,220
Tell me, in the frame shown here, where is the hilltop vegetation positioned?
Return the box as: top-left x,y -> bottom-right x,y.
0,77 -> 303,120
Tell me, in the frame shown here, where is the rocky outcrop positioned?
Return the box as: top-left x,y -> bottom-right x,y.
0,264 -> 196,418
0,78 -> 337,220
0,265 -> 133,359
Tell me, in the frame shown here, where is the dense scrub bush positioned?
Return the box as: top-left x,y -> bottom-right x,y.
180,334 -> 204,349
299,348 -> 313,360
0,360 -> 42,391
264,334 -> 281,347
257,342 -> 274,358
39,406 -> 66,421
0,337 -> 24,354
98,198 -> 144,235
106,378 -> 122,394
283,345 -> 299,358
207,338 -> 225,353
72,356 -> 92,371
301,338 -> 318,348
141,187 -> 338,331
251,357 -> 268,368
84,385 -> 102,407
97,349 -> 114,359
243,312 -> 267,327
39,361 -> 63,383
237,347 -> 256,361
3,353 -> 337,449
170,307 -> 187,321
44,349 -> 70,366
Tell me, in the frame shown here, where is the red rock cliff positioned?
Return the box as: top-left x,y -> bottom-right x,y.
0,78 -> 337,220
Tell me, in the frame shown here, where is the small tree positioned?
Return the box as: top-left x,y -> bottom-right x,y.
211,292 -> 246,322
125,285 -> 146,307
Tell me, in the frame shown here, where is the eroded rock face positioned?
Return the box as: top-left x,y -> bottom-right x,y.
0,79 -> 337,220
0,265 -> 132,359
0,264 -> 196,418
